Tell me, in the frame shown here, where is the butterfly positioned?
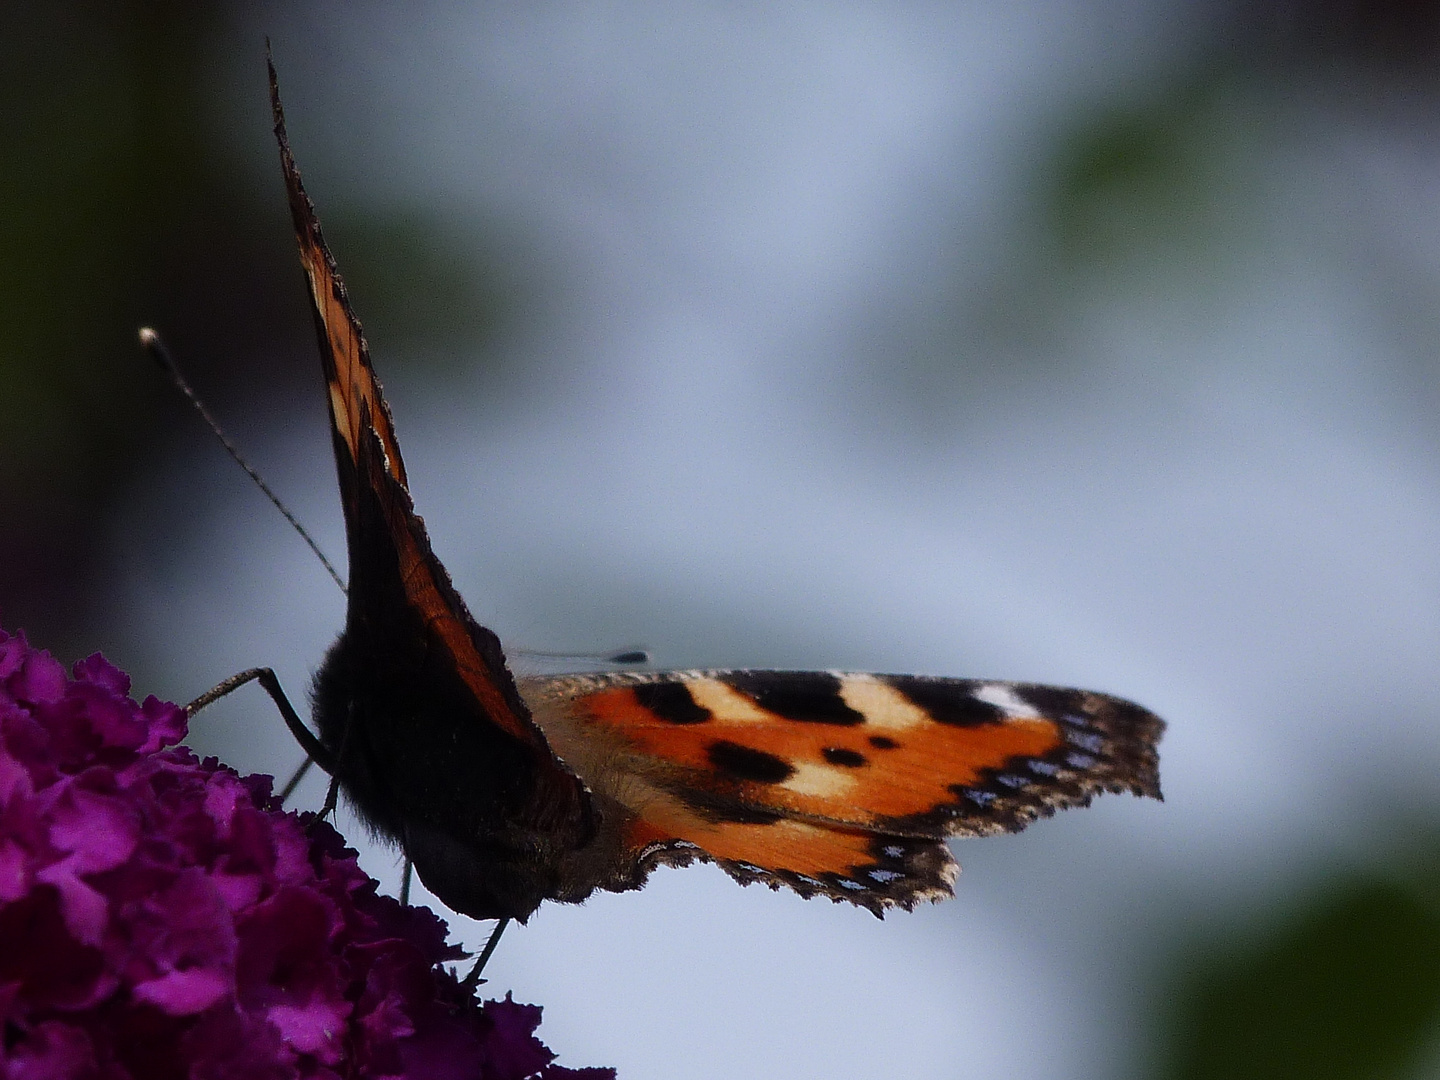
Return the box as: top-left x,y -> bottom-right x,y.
266,59 -> 1162,925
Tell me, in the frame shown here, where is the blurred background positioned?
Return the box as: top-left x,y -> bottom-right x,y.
5,1 -> 1440,1077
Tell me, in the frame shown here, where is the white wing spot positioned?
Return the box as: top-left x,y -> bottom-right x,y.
781,761 -> 858,800
973,683 -> 1042,720
685,678 -> 774,723
839,674 -> 929,732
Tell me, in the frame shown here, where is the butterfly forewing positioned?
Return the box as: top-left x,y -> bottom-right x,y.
272,60 -> 602,922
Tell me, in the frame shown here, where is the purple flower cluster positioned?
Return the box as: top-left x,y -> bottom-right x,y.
0,628 -> 612,1080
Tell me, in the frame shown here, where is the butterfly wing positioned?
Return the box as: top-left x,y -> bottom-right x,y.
270,61 -> 596,921
521,670 -> 1163,913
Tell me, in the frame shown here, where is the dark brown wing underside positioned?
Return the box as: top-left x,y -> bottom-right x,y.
271,56 -> 601,920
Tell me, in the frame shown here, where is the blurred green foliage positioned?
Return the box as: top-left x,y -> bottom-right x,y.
0,2 -> 525,654
1039,67 -> 1258,270
1156,847 -> 1440,1080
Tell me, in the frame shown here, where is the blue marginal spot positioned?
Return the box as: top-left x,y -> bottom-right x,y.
1065,728 -> 1105,752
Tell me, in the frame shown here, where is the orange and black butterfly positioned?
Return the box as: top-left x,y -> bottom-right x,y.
268,61 -> 1162,925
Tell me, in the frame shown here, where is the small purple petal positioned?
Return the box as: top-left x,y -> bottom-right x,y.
0,628 -> 27,680
33,864 -> 110,946
132,966 -> 231,1015
267,997 -> 352,1063
0,837 -> 29,901
0,885 -> 112,1011
137,694 -> 187,753
72,652 -> 130,697
480,994 -> 563,1080
3,1018 -> 98,1077
11,648 -> 69,708
44,777 -> 141,874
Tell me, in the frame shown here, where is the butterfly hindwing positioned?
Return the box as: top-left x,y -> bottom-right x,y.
521,670 -> 1163,912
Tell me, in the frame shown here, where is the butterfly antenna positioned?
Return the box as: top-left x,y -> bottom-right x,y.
139,327 -> 347,596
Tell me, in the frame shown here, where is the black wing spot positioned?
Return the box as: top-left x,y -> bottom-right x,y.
633,681 -> 711,725
822,747 -> 868,767
868,735 -> 899,750
708,740 -> 795,784
723,672 -> 866,725
885,676 -> 1005,727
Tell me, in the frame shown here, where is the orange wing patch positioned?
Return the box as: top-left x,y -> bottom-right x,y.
583,675 -> 1059,825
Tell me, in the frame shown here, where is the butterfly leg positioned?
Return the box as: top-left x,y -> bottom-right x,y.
460,918 -> 510,991
317,774 -> 341,824
312,700 -> 359,825
186,667 -> 338,775
400,858 -> 413,906
278,756 -> 314,803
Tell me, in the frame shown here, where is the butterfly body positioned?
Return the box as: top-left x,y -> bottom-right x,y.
269,61 -> 1163,925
